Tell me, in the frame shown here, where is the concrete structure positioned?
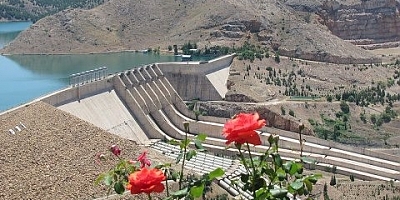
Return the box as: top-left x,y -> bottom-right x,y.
158,54 -> 233,101
17,54 -> 399,197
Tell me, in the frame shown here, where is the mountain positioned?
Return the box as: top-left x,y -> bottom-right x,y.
0,0 -> 107,22
1,0 -> 381,64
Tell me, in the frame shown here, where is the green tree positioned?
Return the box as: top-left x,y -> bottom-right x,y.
289,109 -> 295,117
329,175 -> 336,186
274,52 -> 280,63
371,114 -> 377,124
340,101 -> 350,114
360,112 -> 367,123
281,106 -> 286,115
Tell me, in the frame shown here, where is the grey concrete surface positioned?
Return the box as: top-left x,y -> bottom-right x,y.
58,90 -> 149,144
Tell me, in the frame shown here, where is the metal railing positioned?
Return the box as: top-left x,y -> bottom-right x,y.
69,66 -> 107,87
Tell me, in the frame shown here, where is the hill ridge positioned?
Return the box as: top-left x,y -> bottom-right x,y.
0,0 -> 380,64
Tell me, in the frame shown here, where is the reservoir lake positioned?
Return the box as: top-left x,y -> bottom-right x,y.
0,21 -> 180,112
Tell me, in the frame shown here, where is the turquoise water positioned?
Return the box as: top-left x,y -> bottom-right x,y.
0,22 -> 178,112
0,21 -> 31,47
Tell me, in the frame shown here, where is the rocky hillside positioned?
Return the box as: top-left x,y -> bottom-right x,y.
0,0 -> 107,21
317,0 -> 400,48
1,0 -> 380,64
196,52 -> 400,148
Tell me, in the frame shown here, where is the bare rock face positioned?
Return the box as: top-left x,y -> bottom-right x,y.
198,102 -> 314,136
213,20 -> 262,39
257,106 -> 313,135
224,93 -> 257,102
319,0 -> 400,46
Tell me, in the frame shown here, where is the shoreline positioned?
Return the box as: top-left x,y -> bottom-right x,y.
0,49 -> 177,56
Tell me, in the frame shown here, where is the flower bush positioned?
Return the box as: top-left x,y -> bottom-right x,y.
127,168 -> 166,195
96,112 -> 321,199
223,112 -> 266,145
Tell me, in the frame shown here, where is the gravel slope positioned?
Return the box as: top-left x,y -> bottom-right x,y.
0,101 -> 164,199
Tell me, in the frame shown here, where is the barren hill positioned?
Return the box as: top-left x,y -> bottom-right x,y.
1,0 -> 380,63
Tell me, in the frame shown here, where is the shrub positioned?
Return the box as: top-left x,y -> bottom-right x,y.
370,114 -> 377,125
340,101 -> 350,114
289,109 -> 295,117
274,52 -> 280,63
330,175 -> 336,186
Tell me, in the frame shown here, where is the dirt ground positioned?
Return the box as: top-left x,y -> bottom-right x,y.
0,101 -> 173,200
369,47 -> 400,64
226,55 -> 400,149
0,101 -> 235,200
310,170 -> 400,200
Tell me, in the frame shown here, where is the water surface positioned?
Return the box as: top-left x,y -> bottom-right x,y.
0,22 -> 179,112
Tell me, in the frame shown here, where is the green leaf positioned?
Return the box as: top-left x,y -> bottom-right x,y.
171,171 -> 180,181
194,139 -> 205,151
276,168 -> 286,181
270,188 -> 288,198
267,134 -> 279,147
176,152 -> 183,164
301,156 -> 316,164
168,139 -> 180,146
290,180 -> 304,190
290,163 -> 302,176
268,134 -> 275,146
273,154 -> 282,168
304,179 -> 313,192
171,188 -> 188,197
209,168 -> 225,180
94,173 -> 106,185
104,174 -> 113,186
155,163 -> 171,169
306,173 -> 322,184
259,155 -> 266,162
190,183 -> 205,198
255,188 -> 268,199
263,167 -> 275,178
180,139 -> 190,149
114,181 -> 125,194
283,161 -> 293,173
186,150 -> 197,161
195,133 -> 207,141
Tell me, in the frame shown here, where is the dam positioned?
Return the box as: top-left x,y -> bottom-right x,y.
3,54 -> 400,198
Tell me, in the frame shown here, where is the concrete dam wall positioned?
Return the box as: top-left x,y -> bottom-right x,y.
158,54 -> 233,101
36,55 -> 400,183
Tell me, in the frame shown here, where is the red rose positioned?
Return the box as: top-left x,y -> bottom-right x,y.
223,113 -> 266,145
137,151 -> 151,168
126,168 -> 166,194
110,145 -> 121,156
